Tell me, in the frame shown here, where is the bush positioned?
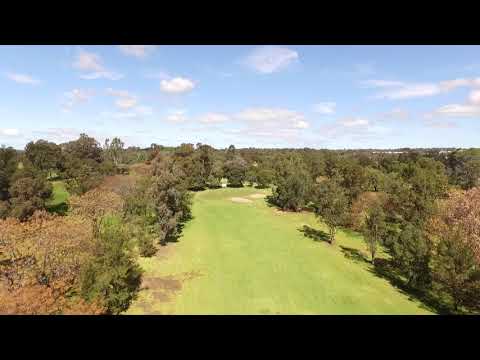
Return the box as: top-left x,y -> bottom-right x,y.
65,166 -> 103,195
8,174 -> 52,221
137,230 -> 157,257
0,200 -> 10,219
80,215 -> 142,314
269,173 -> 312,211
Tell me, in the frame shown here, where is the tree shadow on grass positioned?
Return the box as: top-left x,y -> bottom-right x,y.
265,195 -> 279,209
340,246 -> 370,264
338,248 -> 450,314
160,214 -> 194,246
298,225 -> 330,244
369,258 -> 452,314
46,202 -> 69,216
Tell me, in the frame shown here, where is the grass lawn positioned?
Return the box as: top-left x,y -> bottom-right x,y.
46,181 -> 69,215
127,187 -> 433,315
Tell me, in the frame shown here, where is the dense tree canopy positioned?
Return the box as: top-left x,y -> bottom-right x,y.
24,140 -> 62,176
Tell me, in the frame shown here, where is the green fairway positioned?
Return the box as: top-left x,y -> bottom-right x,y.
46,181 -> 69,215
127,187 -> 433,315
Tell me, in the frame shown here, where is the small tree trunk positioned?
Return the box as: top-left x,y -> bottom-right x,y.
329,227 -> 336,245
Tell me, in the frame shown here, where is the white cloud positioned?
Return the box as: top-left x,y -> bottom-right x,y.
364,77 -> 480,100
1,128 -> 20,136
339,118 -> 369,127
30,128 -> 81,143
428,87 -> 480,119
100,105 -> 154,120
363,80 -> 405,88
106,88 -> 138,109
381,108 -> 409,120
468,89 -> 480,105
165,110 -> 188,123
73,49 -> 103,72
73,48 -> 123,80
160,77 -> 195,94
106,88 -> 131,97
118,45 -> 157,58
199,113 -> 230,124
236,108 -> 308,127
439,78 -> 472,92
378,83 -> 441,99
6,73 -> 40,85
145,71 -> 171,80
193,107 -> 310,144
63,89 -> 94,108
434,104 -> 480,117
135,106 -> 153,116
425,120 -> 458,129
115,97 -> 137,109
313,102 -> 336,114
104,89 -> 152,118
293,120 -> 309,129
316,116 -> 391,144
234,107 -> 310,141
354,63 -> 376,76
243,46 -> 299,74
79,71 -> 123,80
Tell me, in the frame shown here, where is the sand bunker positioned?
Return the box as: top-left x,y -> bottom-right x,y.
230,197 -> 253,203
248,193 -> 266,199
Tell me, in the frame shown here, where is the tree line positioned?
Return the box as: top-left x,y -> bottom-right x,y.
1,136 -> 480,314
0,135 -> 190,314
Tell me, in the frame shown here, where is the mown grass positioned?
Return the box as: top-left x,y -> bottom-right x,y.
46,181 -> 69,215
127,187 -> 433,315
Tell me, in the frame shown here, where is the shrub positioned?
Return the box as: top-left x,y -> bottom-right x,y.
80,215 -> 142,314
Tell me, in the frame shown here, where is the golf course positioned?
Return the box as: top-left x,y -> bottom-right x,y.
126,187 -> 433,315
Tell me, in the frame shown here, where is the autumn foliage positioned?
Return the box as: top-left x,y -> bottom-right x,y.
0,211 -> 102,314
427,187 -> 480,262
69,188 -> 124,220
349,191 -> 387,231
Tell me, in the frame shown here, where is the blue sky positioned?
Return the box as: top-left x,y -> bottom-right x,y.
1,45 -> 480,149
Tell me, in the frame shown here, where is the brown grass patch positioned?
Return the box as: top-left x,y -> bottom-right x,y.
230,197 -> 253,203
129,163 -> 152,176
248,193 -> 266,199
139,270 -> 203,304
99,175 -> 138,195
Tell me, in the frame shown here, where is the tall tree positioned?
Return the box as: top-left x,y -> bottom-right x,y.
80,215 -> 142,315
431,230 -> 480,313
104,137 -> 125,167
226,144 -> 236,160
312,179 -> 349,244
362,203 -> 386,264
0,146 -> 18,216
392,224 -> 431,289
24,140 -> 62,176
63,133 -> 103,163
8,163 -> 52,221
223,156 -> 247,187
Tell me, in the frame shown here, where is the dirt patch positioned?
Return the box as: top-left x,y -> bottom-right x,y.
142,277 -> 182,291
248,193 -> 266,199
230,197 -> 253,203
99,174 -> 138,195
139,270 -> 204,305
155,243 -> 174,260
129,163 -> 152,176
